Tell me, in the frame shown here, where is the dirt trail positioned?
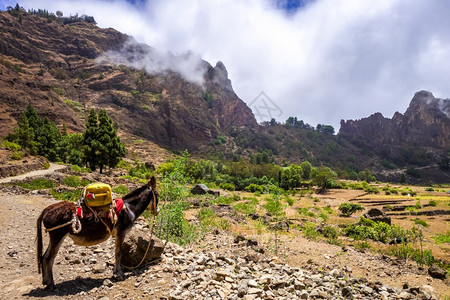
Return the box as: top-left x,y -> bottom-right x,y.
0,163 -> 67,184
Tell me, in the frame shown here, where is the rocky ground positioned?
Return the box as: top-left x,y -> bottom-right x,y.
0,182 -> 448,300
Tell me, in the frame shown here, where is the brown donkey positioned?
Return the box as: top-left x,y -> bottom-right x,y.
36,176 -> 159,288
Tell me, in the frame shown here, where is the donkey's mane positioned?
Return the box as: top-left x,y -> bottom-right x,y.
122,184 -> 149,203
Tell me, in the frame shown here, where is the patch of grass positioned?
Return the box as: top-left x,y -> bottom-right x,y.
50,188 -> 83,202
71,165 -> 91,173
63,175 -> 81,187
16,178 -> 56,190
285,196 -> 294,206
298,207 -> 316,218
432,231 -> 450,244
318,212 -> 329,221
323,225 -> 340,244
302,222 -> 320,240
1,139 -> 21,151
411,218 -> 429,227
354,241 -> 372,250
233,201 -> 257,216
322,206 -> 334,214
113,185 -> 129,195
428,200 -> 437,207
51,85 -> 65,96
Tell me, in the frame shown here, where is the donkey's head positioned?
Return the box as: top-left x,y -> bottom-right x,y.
147,176 -> 159,216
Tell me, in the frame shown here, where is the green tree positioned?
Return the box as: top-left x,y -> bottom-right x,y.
280,164 -> 303,190
358,169 -> 376,182
313,166 -> 337,190
300,161 -> 312,180
82,109 -> 126,173
82,109 -> 99,170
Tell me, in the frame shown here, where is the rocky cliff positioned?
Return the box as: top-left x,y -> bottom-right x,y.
0,10 -> 256,151
339,91 -> 450,169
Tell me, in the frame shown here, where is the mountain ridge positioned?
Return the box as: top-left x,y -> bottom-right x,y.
0,9 -> 449,183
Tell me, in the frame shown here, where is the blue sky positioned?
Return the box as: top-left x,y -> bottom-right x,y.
1,0 -> 450,130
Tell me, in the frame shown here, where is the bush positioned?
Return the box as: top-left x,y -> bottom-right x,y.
219,182 -> 235,191
432,231 -> 450,244
1,139 -> 21,151
338,202 -> 364,217
425,187 -> 434,192
10,151 -> 23,160
113,184 -> 129,195
16,178 -> 55,190
244,184 -> 264,193
323,226 -> 339,239
428,200 -> 437,207
63,175 -> 81,187
302,222 -> 320,240
50,188 -> 83,202
412,218 -> 429,227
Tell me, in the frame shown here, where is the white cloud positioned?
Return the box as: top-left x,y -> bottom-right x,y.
13,0 -> 450,130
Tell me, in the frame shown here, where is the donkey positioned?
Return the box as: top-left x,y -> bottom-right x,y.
36,176 -> 159,288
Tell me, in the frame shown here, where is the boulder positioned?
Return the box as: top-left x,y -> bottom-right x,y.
363,208 -> 391,225
191,184 -> 209,195
428,265 -> 447,279
191,184 -> 220,196
121,219 -> 165,269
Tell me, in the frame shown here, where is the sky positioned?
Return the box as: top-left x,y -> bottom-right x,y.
2,0 -> 450,130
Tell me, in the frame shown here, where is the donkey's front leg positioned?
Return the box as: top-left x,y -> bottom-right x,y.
113,234 -> 125,280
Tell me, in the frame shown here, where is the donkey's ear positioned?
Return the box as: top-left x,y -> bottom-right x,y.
148,176 -> 157,190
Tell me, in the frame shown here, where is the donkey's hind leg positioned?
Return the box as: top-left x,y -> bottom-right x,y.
42,230 -> 67,288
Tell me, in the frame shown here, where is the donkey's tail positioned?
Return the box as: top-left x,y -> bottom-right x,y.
36,210 -> 44,274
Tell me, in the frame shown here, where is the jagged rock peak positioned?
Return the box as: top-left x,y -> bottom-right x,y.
213,61 -> 233,91
408,90 -> 450,118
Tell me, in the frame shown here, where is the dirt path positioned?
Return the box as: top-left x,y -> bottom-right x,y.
0,163 -> 67,184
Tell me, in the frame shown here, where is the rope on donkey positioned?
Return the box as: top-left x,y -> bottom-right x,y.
121,214 -> 157,270
45,213 -> 81,233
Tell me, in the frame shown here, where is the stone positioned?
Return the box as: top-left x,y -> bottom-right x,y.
121,223 -> 165,269
428,265 -> 446,279
363,208 -> 391,225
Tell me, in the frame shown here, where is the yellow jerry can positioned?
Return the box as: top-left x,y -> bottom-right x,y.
83,182 -> 113,207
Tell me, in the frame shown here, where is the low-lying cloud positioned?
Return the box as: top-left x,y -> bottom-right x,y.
9,0 -> 450,130
97,38 -> 206,84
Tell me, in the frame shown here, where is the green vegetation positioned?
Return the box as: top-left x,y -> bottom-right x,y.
16,178 -> 56,190
411,218 -> 429,227
338,203 -> 364,217
50,188 -> 83,202
432,231 -> 450,244
6,105 -> 126,173
112,185 -> 129,195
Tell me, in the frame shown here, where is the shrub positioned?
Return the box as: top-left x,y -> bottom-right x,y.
338,202 -> 364,217
233,201 -> 257,216
323,226 -> 339,239
10,151 -> 23,160
219,182 -> 235,191
432,231 -> 450,244
412,218 -> 429,227
302,222 -> 320,240
17,178 -> 55,190
63,175 -> 81,187
1,139 -> 21,151
71,165 -> 91,173
244,184 -> 264,193
285,196 -> 294,206
50,188 -> 83,202
428,200 -> 437,207
425,187 -> 434,192
322,206 -> 334,214
113,185 -> 129,195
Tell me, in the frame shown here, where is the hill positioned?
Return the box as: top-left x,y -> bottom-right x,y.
0,8 -> 449,184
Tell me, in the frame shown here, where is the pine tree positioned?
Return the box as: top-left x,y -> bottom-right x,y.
96,110 -> 126,173
82,109 -> 126,173
82,109 -> 100,171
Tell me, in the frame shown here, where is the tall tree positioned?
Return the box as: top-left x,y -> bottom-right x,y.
82,109 -> 126,173
82,109 -> 100,171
